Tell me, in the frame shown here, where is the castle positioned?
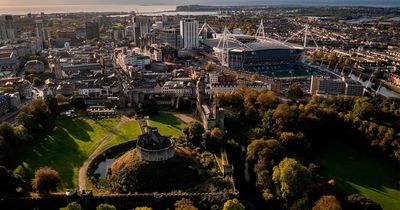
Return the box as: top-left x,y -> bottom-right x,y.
196,74 -> 224,131
136,126 -> 175,162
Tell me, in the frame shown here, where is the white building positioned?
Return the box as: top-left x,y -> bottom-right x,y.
115,49 -> 151,72
162,81 -> 194,96
206,82 -> 271,95
180,18 -> 199,49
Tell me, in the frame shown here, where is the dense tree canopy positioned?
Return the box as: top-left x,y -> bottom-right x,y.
96,203 -> 117,210
174,198 -> 198,210
272,158 -> 312,200
60,202 -> 83,210
313,195 -> 342,210
183,121 -> 205,143
0,166 -> 24,197
223,198 -> 245,210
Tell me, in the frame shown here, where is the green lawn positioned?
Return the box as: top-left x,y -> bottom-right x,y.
103,120 -> 142,151
319,143 -> 400,210
14,116 -> 120,190
148,113 -> 186,137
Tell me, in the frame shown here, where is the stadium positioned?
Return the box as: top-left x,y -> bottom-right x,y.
199,22 -> 309,74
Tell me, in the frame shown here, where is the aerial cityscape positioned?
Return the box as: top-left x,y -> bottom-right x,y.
0,1 -> 400,210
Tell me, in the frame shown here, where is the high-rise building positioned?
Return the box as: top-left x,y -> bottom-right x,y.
35,19 -> 46,46
85,22 -> 100,40
0,15 -> 16,40
180,18 -> 199,49
160,28 -> 180,49
132,16 -> 152,47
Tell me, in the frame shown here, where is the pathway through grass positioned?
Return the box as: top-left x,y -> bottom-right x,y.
15,116 -> 120,191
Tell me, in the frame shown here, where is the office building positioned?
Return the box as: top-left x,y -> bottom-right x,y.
132,16 -> 152,47
310,76 -> 364,96
85,22 -> 100,40
35,19 -> 46,46
0,15 -> 16,40
180,18 -> 199,49
160,28 -> 180,49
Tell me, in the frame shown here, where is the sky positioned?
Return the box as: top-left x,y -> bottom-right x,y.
0,0 -> 398,6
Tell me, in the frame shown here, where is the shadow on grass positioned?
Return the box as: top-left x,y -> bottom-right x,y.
319,143 -> 400,209
150,113 -> 185,130
18,127 -> 86,190
58,116 -> 93,142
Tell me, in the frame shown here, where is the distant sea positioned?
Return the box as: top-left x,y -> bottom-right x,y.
0,1 -> 400,15
0,5 -> 177,15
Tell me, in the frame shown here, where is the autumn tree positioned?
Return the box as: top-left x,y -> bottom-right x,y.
134,207 -> 152,210
223,198 -> 245,210
287,84 -> 304,100
313,195 -> 342,210
174,198 -> 198,210
204,63 -> 214,73
31,167 -> 61,194
272,158 -> 312,200
256,91 -> 280,112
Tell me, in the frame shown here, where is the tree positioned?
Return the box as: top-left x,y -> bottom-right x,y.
32,77 -> 44,86
0,136 -> 10,162
353,97 -> 375,119
134,207 -> 152,210
0,86 -> 17,93
0,166 -> 24,197
56,94 -> 66,103
96,203 -> 117,210
256,91 -> 280,112
245,106 -> 259,125
204,63 -> 214,73
17,99 -> 55,134
45,95 -> 60,117
138,97 -> 158,115
347,194 -> 382,210
31,167 -> 61,194
246,139 -> 286,167
287,84 -> 304,100
60,202 -> 83,210
70,95 -> 86,110
372,70 -> 384,79
174,198 -> 198,210
313,195 -> 342,210
272,158 -> 312,200
273,104 -> 297,131
244,89 -> 259,108
184,121 -> 205,143
210,127 -> 223,141
223,198 -> 245,210
0,122 -> 18,146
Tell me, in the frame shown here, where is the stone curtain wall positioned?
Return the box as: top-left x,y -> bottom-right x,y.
1,191 -> 237,210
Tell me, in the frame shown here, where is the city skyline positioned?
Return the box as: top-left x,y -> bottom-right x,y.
1,0 -> 400,6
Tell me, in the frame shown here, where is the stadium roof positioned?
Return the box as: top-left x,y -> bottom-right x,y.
201,35 -> 303,51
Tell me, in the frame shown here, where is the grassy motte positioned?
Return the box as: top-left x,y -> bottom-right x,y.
108,149 -> 202,193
